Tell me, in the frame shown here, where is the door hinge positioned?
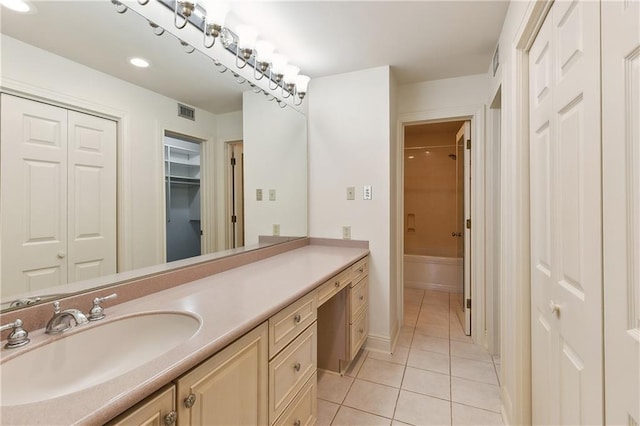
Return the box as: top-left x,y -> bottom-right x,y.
466,139 -> 471,150
231,215 -> 237,223
466,299 -> 471,309
466,219 -> 471,229
230,157 -> 236,166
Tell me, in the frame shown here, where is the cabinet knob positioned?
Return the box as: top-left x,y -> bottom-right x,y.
359,328 -> 364,334
549,300 -> 561,316
164,410 -> 177,426
294,314 -> 301,324
334,281 -> 340,288
184,393 -> 196,408
57,251 -> 66,259
358,267 -> 364,273
293,420 -> 301,426
293,362 -> 301,372
359,295 -> 364,301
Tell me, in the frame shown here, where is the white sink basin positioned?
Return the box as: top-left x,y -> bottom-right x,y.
1,312 -> 201,406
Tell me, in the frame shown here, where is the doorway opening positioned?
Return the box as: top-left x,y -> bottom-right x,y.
226,141 -> 244,249
164,132 -> 204,262
403,120 -> 471,335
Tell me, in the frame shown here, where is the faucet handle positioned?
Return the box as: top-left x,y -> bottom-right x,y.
0,319 -> 30,349
53,301 -> 61,314
88,293 -> 118,321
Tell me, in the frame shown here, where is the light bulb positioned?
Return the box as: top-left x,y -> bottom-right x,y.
283,65 -> 300,84
201,0 -> 229,25
270,54 -> 288,75
295,75 -> 311,93
255,40 -> 275,63
236,25 -> 258,50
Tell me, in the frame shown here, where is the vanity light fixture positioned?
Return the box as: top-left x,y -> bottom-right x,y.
131,0 -> 312,106
129,57 -> 150,68
111,0 -> 127,14
1,0 -> 30,13
148,20 -> 165,36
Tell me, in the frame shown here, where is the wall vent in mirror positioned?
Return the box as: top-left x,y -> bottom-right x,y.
178,103 -> 196,121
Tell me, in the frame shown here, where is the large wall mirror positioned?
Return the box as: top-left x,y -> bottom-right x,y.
0,0 -> 308,312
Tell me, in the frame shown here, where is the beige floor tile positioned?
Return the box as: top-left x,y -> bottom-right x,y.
392,421 -> 413,426
449,323 -> 473,344
415,322 -> 450,339
450,341 -> 492,363
423,290 -> 451,306
417,313 -> 450,328
451,377 -> 501,413
332,406 -> 392,426
343,379 -> 400,418
394,390 -> 451,426
451,403 -> 504,425
404,287 -> 425,301
316,399 -> 340,426
368,345 -> 410,365
407,348 -> 450,375
357,357 -> 406,388
317,370 -> 355,404
402,367 -> 451,400
411,334 -> 450,355
397,326 -> 415,347
345,349 -> 368,378
451,356 -> 499,385
420,304 -> 450,316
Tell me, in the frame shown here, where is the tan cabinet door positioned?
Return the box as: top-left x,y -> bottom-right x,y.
176,323 -> 268,426
106,385 -> 177,426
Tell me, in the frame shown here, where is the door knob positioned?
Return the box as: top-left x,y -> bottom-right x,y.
549,300 -> 560,316
57,251 -> 66,259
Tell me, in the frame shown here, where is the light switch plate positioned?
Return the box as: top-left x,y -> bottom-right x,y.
347,186 -> 355,200
256,189 -> 263,201
363,185 -> 372,200
269,189 -> 276,201
273,224 -> 280,236
342,226 -> 351,240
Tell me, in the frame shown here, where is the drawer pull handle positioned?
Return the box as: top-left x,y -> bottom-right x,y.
293,420 -> 301,426
334,281 -> 340,288
359,295 -> 364,301
184,393 -> 196,408
358,267 -> 364,273
294,314 -> 301,324
164,410 -> 177,426
293,362 -> 301,372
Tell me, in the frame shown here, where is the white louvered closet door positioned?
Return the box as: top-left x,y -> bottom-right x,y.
529,1 -> 603,424
602,1 -> 640,425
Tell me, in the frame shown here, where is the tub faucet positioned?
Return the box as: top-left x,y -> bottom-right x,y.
45,301 -> 89,335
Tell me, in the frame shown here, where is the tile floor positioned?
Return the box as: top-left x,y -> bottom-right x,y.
316,288 -> 504,426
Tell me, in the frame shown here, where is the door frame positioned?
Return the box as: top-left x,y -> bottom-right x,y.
396,104 -> 486,344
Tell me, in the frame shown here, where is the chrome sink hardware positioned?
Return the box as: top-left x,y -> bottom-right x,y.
9,297 -> 41,308
88,293 -> 118,321
0,319 -> 30,349
45,301 -> 89,335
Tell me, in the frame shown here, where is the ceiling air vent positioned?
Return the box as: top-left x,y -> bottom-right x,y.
178,103 -> 195,121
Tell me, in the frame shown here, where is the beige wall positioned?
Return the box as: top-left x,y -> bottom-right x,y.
404,123 -> 463,258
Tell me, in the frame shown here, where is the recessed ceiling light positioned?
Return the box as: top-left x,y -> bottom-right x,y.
129,57 -> 150,68
1,0 -> 30,12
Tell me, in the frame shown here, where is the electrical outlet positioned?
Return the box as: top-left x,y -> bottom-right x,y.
342,226 -> 351,240
363,185 -> 372,200
347,186 -> 355,200
273,224 -> 280,236
269,189 -> 276,201
256,189 -> 263,201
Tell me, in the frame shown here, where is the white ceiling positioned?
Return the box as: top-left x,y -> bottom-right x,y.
0,0 -> 509,114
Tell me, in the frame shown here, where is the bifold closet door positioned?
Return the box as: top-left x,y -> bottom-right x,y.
529,1 -> 603,424
0,94 -> 116,294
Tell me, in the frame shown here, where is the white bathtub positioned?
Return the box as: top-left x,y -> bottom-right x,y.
404,253 -> 463,293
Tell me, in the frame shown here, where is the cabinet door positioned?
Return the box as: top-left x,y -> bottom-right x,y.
177,323 -> 268,426
106,385 -> 176,426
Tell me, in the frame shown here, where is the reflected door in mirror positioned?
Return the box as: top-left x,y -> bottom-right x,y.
0,94 -> 116,297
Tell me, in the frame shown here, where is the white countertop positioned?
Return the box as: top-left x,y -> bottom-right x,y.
0,244 -> 368,425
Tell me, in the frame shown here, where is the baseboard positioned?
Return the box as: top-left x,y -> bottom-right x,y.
404,280 -> 457,293
364,333 -> 393,354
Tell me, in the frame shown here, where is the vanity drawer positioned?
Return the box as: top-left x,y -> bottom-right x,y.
351,256 -> 369,285
317,268 -> 351,306
350,309 -> 368,360
272,372 -> 317,426
269,291 -> 317,358
269,322 -> 317,423
350,278 -> 368,322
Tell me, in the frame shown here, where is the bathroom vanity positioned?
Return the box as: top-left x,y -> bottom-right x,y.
0,241 -> 369,425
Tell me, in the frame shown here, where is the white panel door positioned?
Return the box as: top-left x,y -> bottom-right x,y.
602,1 -> 640,425
455,121 -> 471,335
529,1 -> 603,424
67,111 -> 117,283
1,94 -> 68,295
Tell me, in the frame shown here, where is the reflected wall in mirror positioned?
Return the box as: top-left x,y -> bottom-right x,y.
0,0 -> 308,310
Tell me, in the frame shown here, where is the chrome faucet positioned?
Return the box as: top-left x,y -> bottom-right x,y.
45,301 -> 89,335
